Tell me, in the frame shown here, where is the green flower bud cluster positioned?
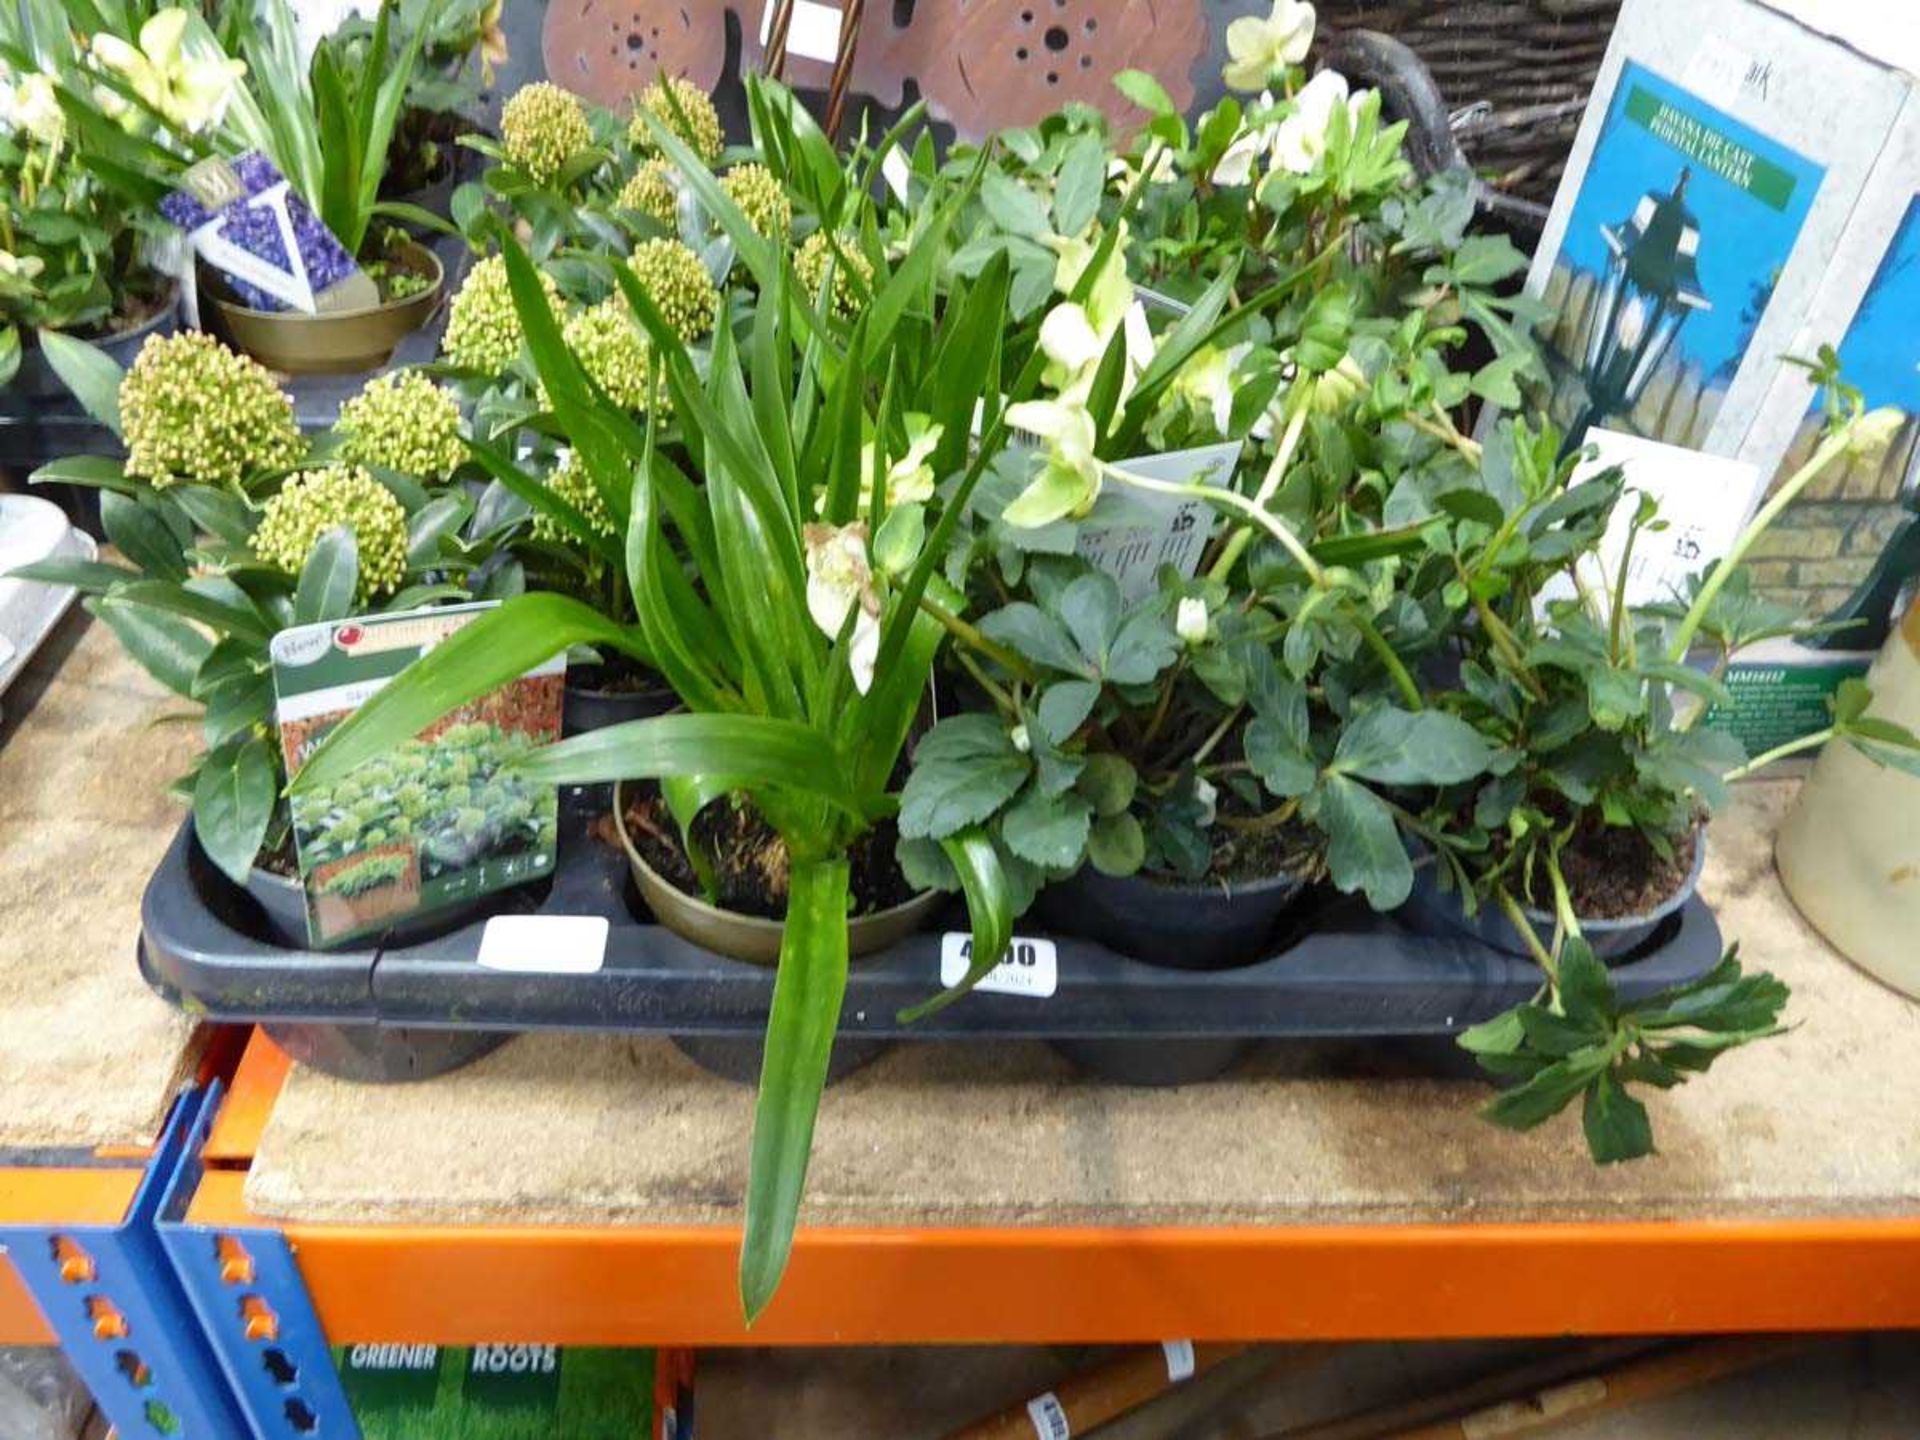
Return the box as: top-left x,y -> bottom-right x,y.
720,162 -> 791,237
532,450 -> 617,544
627,75 -> 722,163
562,301 -> 670,414
254,467 -> 409,601
336,371 -> 466,480
119,332 -> 302,489
501,81 -> 592,186
625,237 -> 717,342
795,230 -> 871,319
617,158 -> 680,228
442,255 -> 562,375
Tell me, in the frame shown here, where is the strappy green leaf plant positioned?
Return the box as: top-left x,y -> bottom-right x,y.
287,165 -> 1024,1316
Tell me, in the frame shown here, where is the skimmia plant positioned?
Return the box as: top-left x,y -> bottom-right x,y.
5,336 -> 487,878
283,126 -> 1027,1318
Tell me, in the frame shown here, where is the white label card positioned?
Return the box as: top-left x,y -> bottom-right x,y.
1538,428 -> 1764,622
758,0 -> 843,62
1161,1340 -> 1196,1382
1076,440 -> 1242,603
879,145 -> 912,203
1027,1392 -> 1071,1440
940,932 -> 1058,1000
476,915 -> 609,975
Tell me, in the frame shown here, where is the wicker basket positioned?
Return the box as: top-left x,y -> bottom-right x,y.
1317,0 -> 1619,205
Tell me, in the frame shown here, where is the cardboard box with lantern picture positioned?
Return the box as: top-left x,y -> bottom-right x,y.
1522,0 -> 1920,753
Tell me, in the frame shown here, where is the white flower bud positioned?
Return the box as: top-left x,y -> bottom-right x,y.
1176,596 -> 1210,646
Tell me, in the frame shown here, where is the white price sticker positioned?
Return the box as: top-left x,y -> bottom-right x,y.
1161,1340 -> 1196,1382
476,915 -> 609,975
1027,1392 -> 1071,1440
940,932 -> 1058,999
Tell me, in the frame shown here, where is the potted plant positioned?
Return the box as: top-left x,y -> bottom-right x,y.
0,3 -> 179,397
1408,378 -> 1920,1162
285,125 -> 1023,1314
56,2 -> 452,372
6,333 -> 490,940
892,34 -> 1545,964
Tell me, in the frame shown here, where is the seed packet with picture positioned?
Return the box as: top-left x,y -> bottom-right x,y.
270,602 -> 566,947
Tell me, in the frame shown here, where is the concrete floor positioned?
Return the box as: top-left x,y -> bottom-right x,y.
693,1334 -> 1920,1439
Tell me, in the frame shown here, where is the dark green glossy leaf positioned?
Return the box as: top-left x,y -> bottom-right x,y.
191,735 -> 277,886
293,527 -> 359,625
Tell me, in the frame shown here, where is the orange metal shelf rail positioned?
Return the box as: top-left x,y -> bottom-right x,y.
184,1029 -> 1920,1347
0,1026 -> 247,1345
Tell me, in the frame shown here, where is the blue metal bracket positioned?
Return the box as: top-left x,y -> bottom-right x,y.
155,1077 -> 361,1440
0,1085 -> 251,1438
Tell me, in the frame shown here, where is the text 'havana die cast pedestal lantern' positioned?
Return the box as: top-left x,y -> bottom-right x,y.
1566,166 -> 1713,454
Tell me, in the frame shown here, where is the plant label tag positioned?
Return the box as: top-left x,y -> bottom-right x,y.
940,933 -> 1058,999
271,602 -> 568,950
880,146 -> 912,203
163,153 -> 375,315
1539,428 -> 1764,622
1027,1392 -> 1071,1440
758,0 -> 843,63
1076,440 -> 1242,602
476,915 -> 609,975
1161,1340 -> 1196,1381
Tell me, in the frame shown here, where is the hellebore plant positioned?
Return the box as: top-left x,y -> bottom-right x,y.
1412,387 -> 1920,1163
0,1 -> 179,388
282,142 -> 1025,1318
51,0 -> 444,263
897,31 -> 1548,911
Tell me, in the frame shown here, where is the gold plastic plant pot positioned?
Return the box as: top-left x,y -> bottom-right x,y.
202,241 -> 444,375
612,780 -> 940,966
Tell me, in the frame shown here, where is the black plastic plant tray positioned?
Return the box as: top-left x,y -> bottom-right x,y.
139,786 -> 1727,1050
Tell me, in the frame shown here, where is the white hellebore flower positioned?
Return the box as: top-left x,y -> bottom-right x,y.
1106,148 -> 1178,191
7,73 -> 65,146
1169,342 -> 1250,437
1846,406 -> 1907,459
1223,0 -> 1316,93
857,414 -> 944,508
1272,69 -> 1366,175
1039,302 -> 1104,376
803,522 -> 883,694
1176,596 -> 1210,646
0,249 -> 46,283
1003,397 -> 1102,528
1210,93 -> 1276,187
90,9 -> 247,136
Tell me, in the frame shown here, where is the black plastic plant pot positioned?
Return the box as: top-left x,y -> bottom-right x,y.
11,284 -> 181,399
668,1033 -> 893,1087
208,825 -> 522,952
1399,835 -> 1710,962
561,672 -> 680,736
1038,865 -> 1314,971
265,1022 -> 511,1083
1033,865 -> 1314,1084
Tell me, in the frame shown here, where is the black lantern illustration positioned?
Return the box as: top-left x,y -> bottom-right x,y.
1566,167 -> 1713,452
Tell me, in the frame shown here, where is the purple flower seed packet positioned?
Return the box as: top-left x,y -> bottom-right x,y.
165,153 -> 374,314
